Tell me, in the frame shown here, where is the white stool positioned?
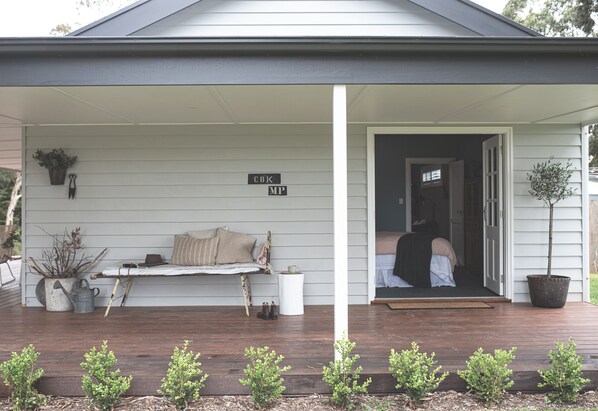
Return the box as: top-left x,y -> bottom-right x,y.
278,272 -> 304,315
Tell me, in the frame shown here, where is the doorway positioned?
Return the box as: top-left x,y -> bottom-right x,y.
366,128 -> 512,301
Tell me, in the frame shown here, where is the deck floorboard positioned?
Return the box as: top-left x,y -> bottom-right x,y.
0,302 -> 597,396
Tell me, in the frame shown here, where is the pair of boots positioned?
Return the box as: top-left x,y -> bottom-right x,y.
257,301 -> 278,320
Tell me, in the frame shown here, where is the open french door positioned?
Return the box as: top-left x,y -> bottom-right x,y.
482,135 -> 503,295
449,160 -> 465,266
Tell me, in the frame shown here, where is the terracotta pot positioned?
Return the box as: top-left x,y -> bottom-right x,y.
48,167 -> 67,185
527,274 -> 570,308
44,278 -> 77,311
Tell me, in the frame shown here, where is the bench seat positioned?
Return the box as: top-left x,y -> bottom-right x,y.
91,231 -> 272,317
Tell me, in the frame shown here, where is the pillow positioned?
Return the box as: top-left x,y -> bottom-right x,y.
188,226 -> 229,239
171,235 -> 219,266
215,228 -> 256,264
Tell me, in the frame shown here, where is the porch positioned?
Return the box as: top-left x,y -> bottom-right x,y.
0,302 -> 597,397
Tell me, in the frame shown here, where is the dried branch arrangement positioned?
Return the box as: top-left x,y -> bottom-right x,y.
28,227 -> 107,279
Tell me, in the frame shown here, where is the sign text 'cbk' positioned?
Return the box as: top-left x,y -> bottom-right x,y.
248,174 -> 281,185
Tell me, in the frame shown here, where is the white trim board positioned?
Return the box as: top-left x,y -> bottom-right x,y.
582,125 -> 590,302
366,126 -> 514,303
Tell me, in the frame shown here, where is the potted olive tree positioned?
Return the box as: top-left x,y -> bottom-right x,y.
526,158 -> 576,308
32,148 -> 77,185
27,227 -> 107,311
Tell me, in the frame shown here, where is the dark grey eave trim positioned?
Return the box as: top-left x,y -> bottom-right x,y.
455,0 -> 541,36
1,36 -> 598,86
410,0 -> 540,37
1,36 -> 597,53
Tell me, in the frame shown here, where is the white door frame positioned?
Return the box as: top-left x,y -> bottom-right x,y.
366,126 -> 514,303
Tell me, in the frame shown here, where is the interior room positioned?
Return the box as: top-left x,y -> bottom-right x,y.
374,134 -> 499,299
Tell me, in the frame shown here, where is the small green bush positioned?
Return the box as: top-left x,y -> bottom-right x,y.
457,347 -> 516,404
81,340 -> 132,411
322,335 -> 372,410
538,339 -> 590,404
239,346 -> 291,408
0,344 -> 45,411
388,341 -> 448,403
158,341 -> 208,410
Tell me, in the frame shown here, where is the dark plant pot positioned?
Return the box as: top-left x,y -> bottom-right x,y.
48,167 -> 67,185
527,274 -> 570,308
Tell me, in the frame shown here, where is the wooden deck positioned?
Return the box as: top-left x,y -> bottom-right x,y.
0,302 -> 597,397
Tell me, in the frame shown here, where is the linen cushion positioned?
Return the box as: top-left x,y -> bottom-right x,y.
171,235 -> 219,266
188,226 -> 229,239
215,228 -> 256,264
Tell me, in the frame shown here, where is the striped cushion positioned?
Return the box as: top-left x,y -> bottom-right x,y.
171,235 -> 219,266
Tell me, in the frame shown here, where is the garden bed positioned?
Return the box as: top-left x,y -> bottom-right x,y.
1,391 -> 598,411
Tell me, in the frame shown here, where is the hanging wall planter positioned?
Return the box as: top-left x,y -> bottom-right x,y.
48,167 -> 67,185
32,148 -> 77,185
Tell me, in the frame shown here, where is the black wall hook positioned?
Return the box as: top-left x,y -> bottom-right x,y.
68,173 -> 77,199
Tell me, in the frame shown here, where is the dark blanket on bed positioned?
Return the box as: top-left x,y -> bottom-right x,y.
393,232 -> 437,288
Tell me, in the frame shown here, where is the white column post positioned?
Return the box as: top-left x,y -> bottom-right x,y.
333,85 -> 348,359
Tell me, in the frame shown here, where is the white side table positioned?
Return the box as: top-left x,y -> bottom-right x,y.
278,271 -> 304,315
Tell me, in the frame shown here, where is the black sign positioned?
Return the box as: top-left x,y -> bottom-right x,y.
248,174 -> 281,185
268,186 -> 287,196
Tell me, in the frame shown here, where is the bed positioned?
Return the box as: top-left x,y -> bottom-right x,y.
375,231 -> 457,288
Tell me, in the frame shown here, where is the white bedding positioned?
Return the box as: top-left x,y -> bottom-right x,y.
101,262 -> 271,277
375,254 -> 456,288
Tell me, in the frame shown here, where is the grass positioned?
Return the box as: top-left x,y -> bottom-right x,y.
591,273 -> 598,305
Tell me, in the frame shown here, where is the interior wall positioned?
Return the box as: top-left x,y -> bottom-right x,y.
374,134 -> 485,232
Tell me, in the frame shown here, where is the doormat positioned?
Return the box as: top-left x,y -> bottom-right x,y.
387,301 -> 493,310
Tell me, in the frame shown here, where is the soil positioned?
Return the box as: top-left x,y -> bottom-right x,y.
1,391 -> 598,411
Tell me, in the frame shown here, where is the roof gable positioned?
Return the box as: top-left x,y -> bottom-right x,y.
72,0 -> 538,37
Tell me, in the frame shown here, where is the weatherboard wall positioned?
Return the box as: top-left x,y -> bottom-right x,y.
22,123 -> 584,307
0,127 -> 22,171
511,124 -> 584,302
22,124 -> 368,308
133,0 -> 477,37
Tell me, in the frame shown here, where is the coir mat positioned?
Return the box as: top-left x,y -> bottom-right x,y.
387,301 -> 493,310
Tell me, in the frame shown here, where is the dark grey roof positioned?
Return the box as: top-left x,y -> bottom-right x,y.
69,0 -> 200,36
70,0 -> 538,38
411,0 -> 539,36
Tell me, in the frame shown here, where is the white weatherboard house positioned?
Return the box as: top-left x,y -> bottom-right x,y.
1,0 -> 597,340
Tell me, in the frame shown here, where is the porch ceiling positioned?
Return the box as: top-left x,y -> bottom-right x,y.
1,83 -> 597,171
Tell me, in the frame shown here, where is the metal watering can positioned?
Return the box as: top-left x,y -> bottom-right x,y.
53,279 -> 100,313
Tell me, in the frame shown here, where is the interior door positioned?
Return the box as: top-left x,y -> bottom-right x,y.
449,160 -> 465,266
482,135 -> 503,295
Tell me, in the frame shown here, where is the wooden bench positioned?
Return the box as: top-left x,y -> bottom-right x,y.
91,231 -> 271,317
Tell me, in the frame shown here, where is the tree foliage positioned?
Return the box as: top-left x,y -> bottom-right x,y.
0,170 -> 21,253
502,0 -> 595,36
589,125 -> 598,168
575,0 -> 598,34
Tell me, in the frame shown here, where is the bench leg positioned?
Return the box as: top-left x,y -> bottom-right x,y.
121,278 -> 134,307
241,274 -> 252,316
104,278 -> 121,317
